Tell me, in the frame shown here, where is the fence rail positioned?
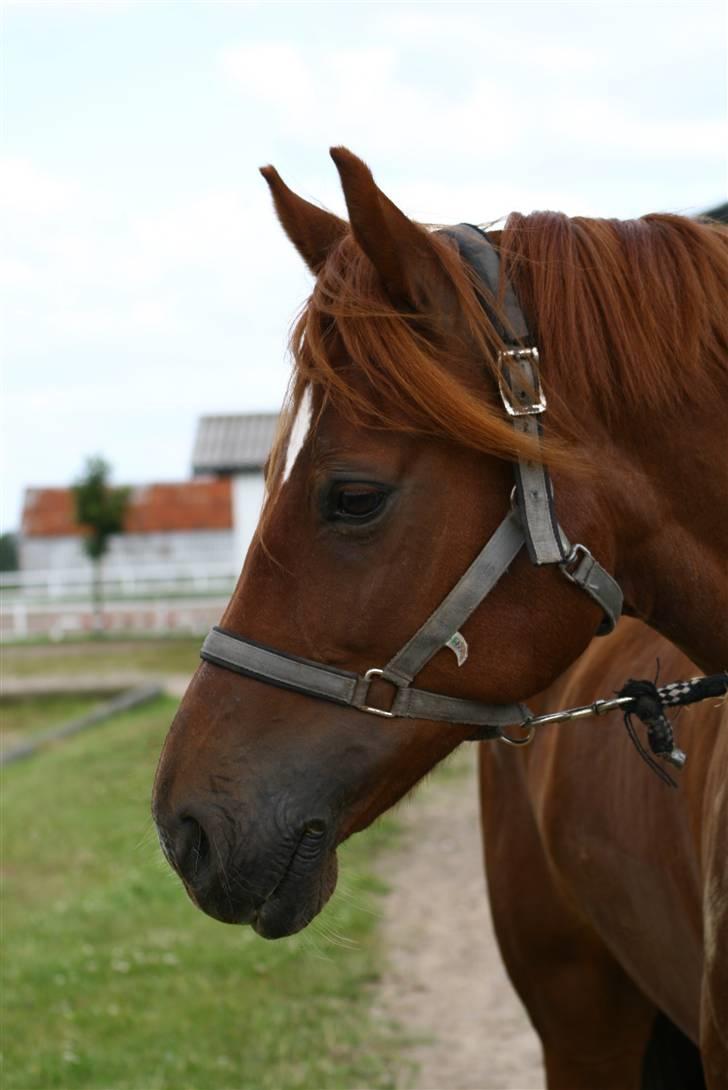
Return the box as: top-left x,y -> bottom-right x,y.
0,561 -> 238,602
1,596 -> 230,642
0,563 -> 238,641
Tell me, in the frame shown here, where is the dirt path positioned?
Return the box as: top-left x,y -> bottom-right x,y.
374,748 -> 544,1090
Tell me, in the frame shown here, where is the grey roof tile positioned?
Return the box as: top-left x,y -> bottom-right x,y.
192,413 -> 280,473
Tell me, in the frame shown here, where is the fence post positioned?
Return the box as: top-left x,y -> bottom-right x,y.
13,602 -> 28,640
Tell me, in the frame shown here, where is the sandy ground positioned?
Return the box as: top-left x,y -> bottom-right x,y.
373,748 -> 545,1090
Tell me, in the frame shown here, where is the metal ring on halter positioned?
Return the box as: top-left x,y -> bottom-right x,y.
499,721 -> 536,747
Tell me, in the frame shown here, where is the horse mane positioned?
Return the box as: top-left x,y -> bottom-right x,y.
503,211 -> 727,422
267,211 -> 728,490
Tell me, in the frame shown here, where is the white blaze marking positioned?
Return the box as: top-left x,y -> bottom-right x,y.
282,387 -> 312,483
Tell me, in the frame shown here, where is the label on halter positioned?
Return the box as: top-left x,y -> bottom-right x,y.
446,631 -> 469,667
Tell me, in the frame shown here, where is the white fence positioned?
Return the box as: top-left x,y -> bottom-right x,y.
1,561 -> 238,602
0,562 -> 239,641
1,597 -> 232,641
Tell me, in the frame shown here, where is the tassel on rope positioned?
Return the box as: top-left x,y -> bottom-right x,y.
617,679 -> 684,788
616,672 -> 728,788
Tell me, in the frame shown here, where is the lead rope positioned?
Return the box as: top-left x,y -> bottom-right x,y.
503,670 -> 728,788
512,671 -> 728,786
616,673 -> 728,787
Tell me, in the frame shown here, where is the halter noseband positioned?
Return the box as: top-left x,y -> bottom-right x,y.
200,224 -> 623,740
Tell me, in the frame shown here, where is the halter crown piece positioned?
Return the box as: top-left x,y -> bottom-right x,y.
200,225 -> 623,740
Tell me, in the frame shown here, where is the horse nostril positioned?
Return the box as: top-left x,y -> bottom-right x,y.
174,813 -> 211,884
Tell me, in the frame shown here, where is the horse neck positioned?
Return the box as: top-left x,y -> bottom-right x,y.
593,397 -> 727,674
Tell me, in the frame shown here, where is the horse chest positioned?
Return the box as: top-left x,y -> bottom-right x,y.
539,772 -> 704,1040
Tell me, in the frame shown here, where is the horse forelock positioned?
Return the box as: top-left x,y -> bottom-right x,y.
268,231 -> 547,487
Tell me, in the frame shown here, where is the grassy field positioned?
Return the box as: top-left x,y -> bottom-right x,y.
1,693 -> 110,747
2,695 -> 407,1090
2,637 -> 202,680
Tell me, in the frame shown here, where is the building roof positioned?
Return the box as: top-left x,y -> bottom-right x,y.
192,413 -> 280,475
22,479 -> 233,537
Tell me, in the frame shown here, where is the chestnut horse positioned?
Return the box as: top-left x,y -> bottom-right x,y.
483,616 -> 727,1089
152,148 -> 727,1087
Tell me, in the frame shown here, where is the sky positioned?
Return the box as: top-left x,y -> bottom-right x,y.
1,0 -> 726,532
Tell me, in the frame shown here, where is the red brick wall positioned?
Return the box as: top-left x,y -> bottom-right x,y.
22,479 -> 233,537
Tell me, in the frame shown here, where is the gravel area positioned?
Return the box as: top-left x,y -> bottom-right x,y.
374,748 -> 545,1090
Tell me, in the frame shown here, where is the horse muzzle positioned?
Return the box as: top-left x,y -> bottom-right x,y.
155,802 -> 338,936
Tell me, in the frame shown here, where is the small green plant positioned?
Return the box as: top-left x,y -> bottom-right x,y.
72,456 -> 129,635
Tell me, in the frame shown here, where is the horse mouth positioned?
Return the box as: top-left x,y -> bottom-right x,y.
187,827 -> 338,936
252,837 -> 339,940
175,822 -> 338,936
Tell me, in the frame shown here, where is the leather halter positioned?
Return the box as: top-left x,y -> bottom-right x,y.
200,225 -> 623,739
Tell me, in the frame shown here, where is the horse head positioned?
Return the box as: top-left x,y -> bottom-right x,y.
152,148 -> 620,937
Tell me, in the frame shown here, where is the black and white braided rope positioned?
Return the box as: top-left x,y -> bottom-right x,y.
617,671 -> 728,788
657,674 -> 728,708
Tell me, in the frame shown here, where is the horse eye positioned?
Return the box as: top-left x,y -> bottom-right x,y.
330,486 -> 388,521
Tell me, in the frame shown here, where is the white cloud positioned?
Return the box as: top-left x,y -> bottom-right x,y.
2,1 -> 723,531
220,41 -> 520,160
378,7 -> 603,74
218,32 -> 725,185
220,41 -> 317,116
3,0 -> 135,11
0,158 -> 82,216
1,162 -> 309,357
549,105 -> 726,158
0,153 -> 307,529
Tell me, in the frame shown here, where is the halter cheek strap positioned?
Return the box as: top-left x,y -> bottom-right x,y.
199,224 -> 623,733
439,223 -> 568,567
443,224 -> 622,633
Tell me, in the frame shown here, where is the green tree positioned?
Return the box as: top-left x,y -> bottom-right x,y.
73,456 -> 129,634
0,533 -> 18,572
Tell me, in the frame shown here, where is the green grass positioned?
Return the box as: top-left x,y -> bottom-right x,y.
1,697 -> 406,1090
1,694 -> 111,747
2,637 -> 201,680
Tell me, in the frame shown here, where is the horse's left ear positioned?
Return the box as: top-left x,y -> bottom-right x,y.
260,164 -> 348,275
329,146 -> 439,308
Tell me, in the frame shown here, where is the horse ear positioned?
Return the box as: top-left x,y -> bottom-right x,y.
329,146 -> 436,308
259,165 -> 348,275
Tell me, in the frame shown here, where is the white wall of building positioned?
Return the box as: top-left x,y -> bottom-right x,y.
19,472 -> 266,577
231,472 -> 266,571
20,529 -> 236,573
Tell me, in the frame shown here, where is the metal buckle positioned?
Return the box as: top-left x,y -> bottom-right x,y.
497,347 -> 546,417
360,668 -> 399,718
560,543 -> 593,583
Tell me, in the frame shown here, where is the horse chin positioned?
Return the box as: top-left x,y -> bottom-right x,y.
252,851 -> 339,940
